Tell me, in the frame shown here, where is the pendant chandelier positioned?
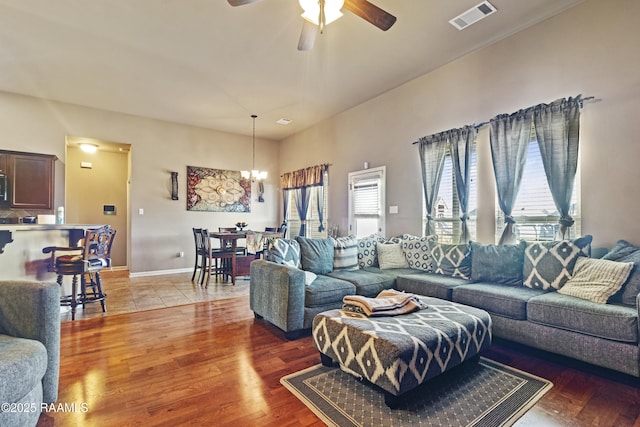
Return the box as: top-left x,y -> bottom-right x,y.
241,114 -> 267,181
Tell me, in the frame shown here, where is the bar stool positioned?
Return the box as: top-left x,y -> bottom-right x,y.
43,225 -> 116,320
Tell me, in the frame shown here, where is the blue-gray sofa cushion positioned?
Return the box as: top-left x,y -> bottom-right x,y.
602,240 -> 640,306
527,292 -> 638,343
0,335 -> 48,404
327,269 -> 396,297
471,241 -> 526,286
305,275 -> 355,307
396,273 -> 470,301
452,283 -> 547,320
296,237 -> 335,275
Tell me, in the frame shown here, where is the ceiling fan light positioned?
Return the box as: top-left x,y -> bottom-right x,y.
299,0 -> 344,26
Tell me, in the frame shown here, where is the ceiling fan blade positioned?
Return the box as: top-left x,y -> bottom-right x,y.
297,20 -> 319,51
227,0 -> 263,6
343,0 -> 396,31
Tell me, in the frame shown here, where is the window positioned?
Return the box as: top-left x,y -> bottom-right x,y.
496,137 -> 580,241
348,166 -> 385,238
426,146 -> 477,243
286,180 -> 329,238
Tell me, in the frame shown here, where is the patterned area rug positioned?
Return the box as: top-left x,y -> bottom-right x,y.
281,358 -> 552,427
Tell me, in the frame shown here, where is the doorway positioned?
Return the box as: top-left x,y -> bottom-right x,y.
65,136 -> 131,268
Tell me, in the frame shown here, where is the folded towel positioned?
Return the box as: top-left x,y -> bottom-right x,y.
342,289 -> 427,317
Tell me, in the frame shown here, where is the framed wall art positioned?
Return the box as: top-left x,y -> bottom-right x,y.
186,166 -> 251,212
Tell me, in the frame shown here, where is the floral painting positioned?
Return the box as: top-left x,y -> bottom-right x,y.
186,166 -> 251,212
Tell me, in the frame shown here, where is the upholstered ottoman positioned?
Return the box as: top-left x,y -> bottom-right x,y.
312,296 -> 492,407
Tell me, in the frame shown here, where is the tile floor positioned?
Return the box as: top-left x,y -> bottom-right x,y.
59,269 -> 250,322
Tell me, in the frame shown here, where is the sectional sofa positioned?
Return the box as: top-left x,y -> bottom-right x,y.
249,234 -> 640,377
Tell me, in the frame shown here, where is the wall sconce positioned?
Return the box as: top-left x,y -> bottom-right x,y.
171,172 -> 178,200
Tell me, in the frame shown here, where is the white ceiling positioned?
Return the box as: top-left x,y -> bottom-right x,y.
0,0 -> 584,140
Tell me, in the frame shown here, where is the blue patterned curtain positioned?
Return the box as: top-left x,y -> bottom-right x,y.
490,109 -> 533,244
418,134 -> 447,236
533,96 -> 581,239
449,126 -> 477,243
316,184 -> 325,232
294,187 -> 311,237
281,188 -> 292,237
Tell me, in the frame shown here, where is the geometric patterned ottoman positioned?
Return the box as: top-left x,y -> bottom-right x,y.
312,296 -> 492,407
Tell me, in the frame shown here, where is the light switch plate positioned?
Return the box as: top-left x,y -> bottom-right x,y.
389,206 -> 399,214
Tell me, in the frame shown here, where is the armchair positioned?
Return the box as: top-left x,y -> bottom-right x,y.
0,280 -> 60,426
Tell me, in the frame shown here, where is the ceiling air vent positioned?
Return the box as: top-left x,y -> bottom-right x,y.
449,1 -> 497,30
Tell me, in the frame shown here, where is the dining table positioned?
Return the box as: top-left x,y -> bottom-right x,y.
208,230 -> 283,285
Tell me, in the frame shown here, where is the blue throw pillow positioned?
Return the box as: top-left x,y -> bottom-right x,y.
428,242 -> 472,279
265,239 -> 300,267
471,241 -> 526,286
295,236 -> 335,275
332,235 -> 359,271
602,240 -> 640,306
523,235 -> 592,290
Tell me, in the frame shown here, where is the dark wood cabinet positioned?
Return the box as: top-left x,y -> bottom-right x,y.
0,151 -> 56,210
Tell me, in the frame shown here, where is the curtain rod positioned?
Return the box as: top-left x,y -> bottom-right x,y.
412,95 -> 595,145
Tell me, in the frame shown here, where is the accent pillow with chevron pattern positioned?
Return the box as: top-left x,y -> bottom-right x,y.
265,238 -> 301,267
428,242 -> 472,279
523,235 -> 592,290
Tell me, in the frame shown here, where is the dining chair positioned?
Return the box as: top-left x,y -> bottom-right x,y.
42,225 -> 116,320
191,227 -> 206,284
201,228 -> 236,286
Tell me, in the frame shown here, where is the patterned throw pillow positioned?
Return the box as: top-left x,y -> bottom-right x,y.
264,239 -> 300,267
602,240 -> 640,306
558,257 -> 634,303
332,235 -> 359,271
357,234 -> 385,269
376,243 -> 409,269
402,234 -> 437,272
295,236 -> 335,275
428,242 -> 472,279
522,235 -> 592,290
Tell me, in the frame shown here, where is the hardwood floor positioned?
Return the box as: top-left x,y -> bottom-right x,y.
38,274 -> 640,426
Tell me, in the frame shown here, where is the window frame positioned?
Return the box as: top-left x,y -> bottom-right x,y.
348,166 -> 386,238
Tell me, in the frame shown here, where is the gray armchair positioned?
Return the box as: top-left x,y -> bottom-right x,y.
0,281 -> 60,427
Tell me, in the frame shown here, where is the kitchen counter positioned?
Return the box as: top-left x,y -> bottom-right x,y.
0,223 -> 105,232
0,224 -> 107,281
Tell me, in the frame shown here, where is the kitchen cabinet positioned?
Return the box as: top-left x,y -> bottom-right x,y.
0,150 -> 56,210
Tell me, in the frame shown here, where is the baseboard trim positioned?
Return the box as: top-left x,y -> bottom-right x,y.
129,268 -> 193,278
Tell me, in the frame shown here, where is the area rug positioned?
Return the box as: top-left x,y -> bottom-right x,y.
281,358 -> 552,427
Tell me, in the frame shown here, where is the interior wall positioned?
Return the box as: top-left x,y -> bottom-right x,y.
66,143 -> 129,267
0,93 -> 280,274
279,0 -> 640,249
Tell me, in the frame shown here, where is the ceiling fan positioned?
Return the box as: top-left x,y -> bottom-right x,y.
227,0 -> 397,51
